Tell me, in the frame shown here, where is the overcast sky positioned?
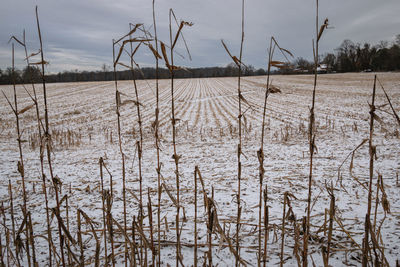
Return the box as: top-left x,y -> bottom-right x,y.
1,0 -> 399,73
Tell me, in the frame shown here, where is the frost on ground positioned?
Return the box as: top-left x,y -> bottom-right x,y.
0,72 -> 399,266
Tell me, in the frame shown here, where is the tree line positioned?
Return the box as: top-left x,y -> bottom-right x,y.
294,34 -> 400,73
0,63 -> 266,85
1,35 -> 399,85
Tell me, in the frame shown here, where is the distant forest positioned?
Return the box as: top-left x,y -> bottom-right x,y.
1,35 -> 399,85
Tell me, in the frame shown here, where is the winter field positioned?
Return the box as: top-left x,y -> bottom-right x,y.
0,72 -> 399,266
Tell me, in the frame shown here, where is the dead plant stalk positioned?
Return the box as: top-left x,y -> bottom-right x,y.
152,1 -> 162,266
129,22 -> 147,266
21,29 -> 53,266
36,7 -> 66,266
303,1 -> 328,265
363,75 -> 377,266
258,36 -> 273,267
237,1 -> 245,265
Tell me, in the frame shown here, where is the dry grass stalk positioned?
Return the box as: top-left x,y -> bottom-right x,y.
212,200 -> 248,266
51,208 -> 76,247
323,183 -> 335,267
65,195 -> 72,267
147,189 -> 156,266
166,9 -> 192,266
78,209 -> 100,267
363,75 -> 377,267
257,36 -> 272,267
127,23 -> 148,267
333,215 -> 361,250
375,175 -> 390,265
1,202 -> 13,266
207,194 -> 214,267
194,167 -> 198,267
258,36 -> 293,267
15,210 -> 29,267
197,168 -> 248,266
132,216 -> 138,267
112,33 -> 130,266
373,174 -> 381,231
263,185 -> 268,267
8,182 -> 17,263
76,212 -> 84,265
280,193 -> 288,267
337,138 -> 369,191
105,190 -> 115,267
304,1 -> 328,265
219,1 -> 246,264
376,77 -> 400,127
132,219 -> 151,250
5,228 -> 18,267
293,221 -> 301,267
280,192 -> 295,267
35,7 -> 66,266
195,166 -> 209,211
99,157 -> 108,266
150,2 -> 163,265
2,42 -> 32,267
112,216 -> 136,264
0,226 -> 4,267
9,45 -> 28,219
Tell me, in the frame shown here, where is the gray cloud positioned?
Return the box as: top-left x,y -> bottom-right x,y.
1,0 -> 399,73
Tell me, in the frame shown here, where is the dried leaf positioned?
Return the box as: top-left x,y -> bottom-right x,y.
317,18 -> 329,42
18,104 -> 34,115
114,23 -> 142,44
114,38 -> 151,67
270,61 -> 288,69
348,139 -> 369,174
30,60 -> 49,65
169,9 -> 193,60
146,43 -> 162,59
78,209 -> 100,267
280,48 -> 294,58
162,183 -> 178,207
25,50 -> 41,61
160,42 -> 171,71
232,56 -> 242,67
221,40 -> 242,67
268,84 -> 281,94
239,93 -> 252,107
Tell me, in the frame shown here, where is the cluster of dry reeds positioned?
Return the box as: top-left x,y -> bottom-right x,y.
1,1 -> 399,267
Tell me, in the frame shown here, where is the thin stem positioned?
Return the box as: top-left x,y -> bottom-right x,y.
194,167 -> 198,267
169,9 -> 181,267
152,1 -> 162,265
22,29 -> 53,266
303,1 -> 319,266
258,37 -> 273,267
363,75 -> 377,266
99,158 -> 108,267
129,24 -> 145,267
236,1 -> 245,266
36,7 -> 65,266
263,185 -> 268,267
10,40 -> 32,267
280,193 -> 287,267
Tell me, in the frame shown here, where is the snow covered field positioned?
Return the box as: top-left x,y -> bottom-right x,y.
0,72 -> 399,266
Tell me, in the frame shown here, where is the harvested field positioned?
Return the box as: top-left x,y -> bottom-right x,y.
0,72 -> 399,266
